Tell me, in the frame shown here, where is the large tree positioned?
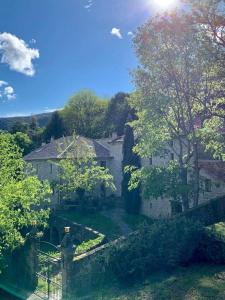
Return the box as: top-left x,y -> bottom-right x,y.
62,90 -> 108,138
122,113 -> 141,214
129,10 -> 225,210
43,111 -> 65,142
105,92 -> 130,136
185,0 -> 225,49
0,133 -> 51,270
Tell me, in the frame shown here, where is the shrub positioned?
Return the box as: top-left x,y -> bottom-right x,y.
197,222 -> 225,264
107,217 -> 204,281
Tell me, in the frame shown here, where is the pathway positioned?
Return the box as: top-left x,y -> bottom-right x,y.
101,208 -> 132,236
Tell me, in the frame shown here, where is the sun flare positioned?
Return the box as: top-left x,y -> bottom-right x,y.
152,0 -> 177,10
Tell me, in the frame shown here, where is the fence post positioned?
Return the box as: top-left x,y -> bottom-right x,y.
60,227 -> 74,299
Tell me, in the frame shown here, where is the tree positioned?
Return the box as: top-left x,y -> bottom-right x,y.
10,121 -> 29,134
184,0 -> 225,49
12,132 -> 32,155
43,111 -> 65,142
130,11 -> 225,210
122,113 -> 141,214
105,92 -> 130,136
29,116 -> 38,132
62,90 -> 108,138
57,135 -> 115,207
0,133 -> 51,270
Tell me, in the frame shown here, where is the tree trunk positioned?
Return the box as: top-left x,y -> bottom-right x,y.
193,142 -> 200,207
180,166 -> 189,211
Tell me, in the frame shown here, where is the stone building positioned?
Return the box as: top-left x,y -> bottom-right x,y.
24,134 -> 225,218
140,139 -> 225,219
24,135 -> 124,206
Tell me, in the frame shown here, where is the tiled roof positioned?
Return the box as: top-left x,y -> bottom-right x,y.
199,160 -> 225,183
24,136 -> 112,161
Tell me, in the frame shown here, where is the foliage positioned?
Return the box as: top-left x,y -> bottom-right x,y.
57,135 -> 115,202
43,111 -> 65,142
184,0 -> 225,49
122,214 -> 153,231
128,161 -> 192,206
107,218 -> 203,282
12,131 -> 32,155
86,264 -> 225,300
0,133 -> 51,270
10,121 -> 29,134
105,92 -> 130,136
130,9 -> 225,209
62,90 -> 109,138
122,113 -> 141,214
75,234 -> 105,255
198,222 -> 225,264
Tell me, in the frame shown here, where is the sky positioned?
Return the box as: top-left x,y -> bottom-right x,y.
0,0 -> 177,117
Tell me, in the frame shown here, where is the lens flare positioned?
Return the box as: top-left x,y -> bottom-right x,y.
152,0 -> 177,10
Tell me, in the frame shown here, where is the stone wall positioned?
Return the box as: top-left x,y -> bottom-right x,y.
181,195 -> 225,226
61,196 -> 225,298
62,236 -> 127,298
49,215 -> 107,245
0,233 -> 38,298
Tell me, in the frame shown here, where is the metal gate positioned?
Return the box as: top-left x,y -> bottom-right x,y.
34,241 -> 62,300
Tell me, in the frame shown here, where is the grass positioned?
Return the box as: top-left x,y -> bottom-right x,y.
56,209 -> 122,240
122,214 -> 154,231
83,264 -> 225,300
75,235 -> 105,255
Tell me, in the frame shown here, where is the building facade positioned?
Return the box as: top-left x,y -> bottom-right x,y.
24,135 -> 124,206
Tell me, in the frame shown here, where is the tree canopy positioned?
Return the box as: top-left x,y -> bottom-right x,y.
43,111 -> 65,142
57,135 -> 116,203
0,133 -> 51,270
129,8 -> 225,210
62,90 -> 109,138
105,92 -> 130,136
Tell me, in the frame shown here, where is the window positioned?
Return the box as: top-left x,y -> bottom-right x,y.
50,163 -> 53,174
169,140 -> 174,148
36,164 -> 39,174
170,153 -> 174,161
205,179 -> 212,192
100,161 -> 106,168
149,156 -> 153,165
171,201 -> 182,215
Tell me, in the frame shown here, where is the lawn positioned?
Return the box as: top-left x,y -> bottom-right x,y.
122,213 -> 154,231
84,264 -> 225,300
56,209 -> 122,240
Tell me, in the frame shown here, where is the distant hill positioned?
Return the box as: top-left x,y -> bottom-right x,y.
0,112 -> 53,131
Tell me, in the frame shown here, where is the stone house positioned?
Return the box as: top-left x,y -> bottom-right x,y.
141,139 -> 225,219
24,134 -> 225,217
24,135 -> 124,206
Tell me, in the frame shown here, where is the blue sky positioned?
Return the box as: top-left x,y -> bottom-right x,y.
0,0 -> 170,117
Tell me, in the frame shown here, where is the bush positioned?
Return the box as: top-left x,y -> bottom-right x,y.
197,222 -> 225,264
107,217 -> 204,282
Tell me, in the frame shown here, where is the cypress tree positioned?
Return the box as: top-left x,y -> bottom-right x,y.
122,113 -> 141,214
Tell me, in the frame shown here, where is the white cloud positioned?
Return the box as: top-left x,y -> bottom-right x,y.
0,81 -> 16,101
84,0 -> 93,10
127,31 -> 134,37
0,32 -> 40,76
4,86 -> 16,100
30,38 -> 36,44
0,80 -> 7,87
44,107 -> 59,113
111,27 -> 123,39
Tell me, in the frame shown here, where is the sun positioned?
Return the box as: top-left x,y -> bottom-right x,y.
152,0 -> 177,10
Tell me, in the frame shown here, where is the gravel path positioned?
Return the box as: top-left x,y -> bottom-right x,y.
101,208 -> 132,236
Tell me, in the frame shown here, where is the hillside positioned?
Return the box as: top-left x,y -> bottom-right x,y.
0,112 -> 53,131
